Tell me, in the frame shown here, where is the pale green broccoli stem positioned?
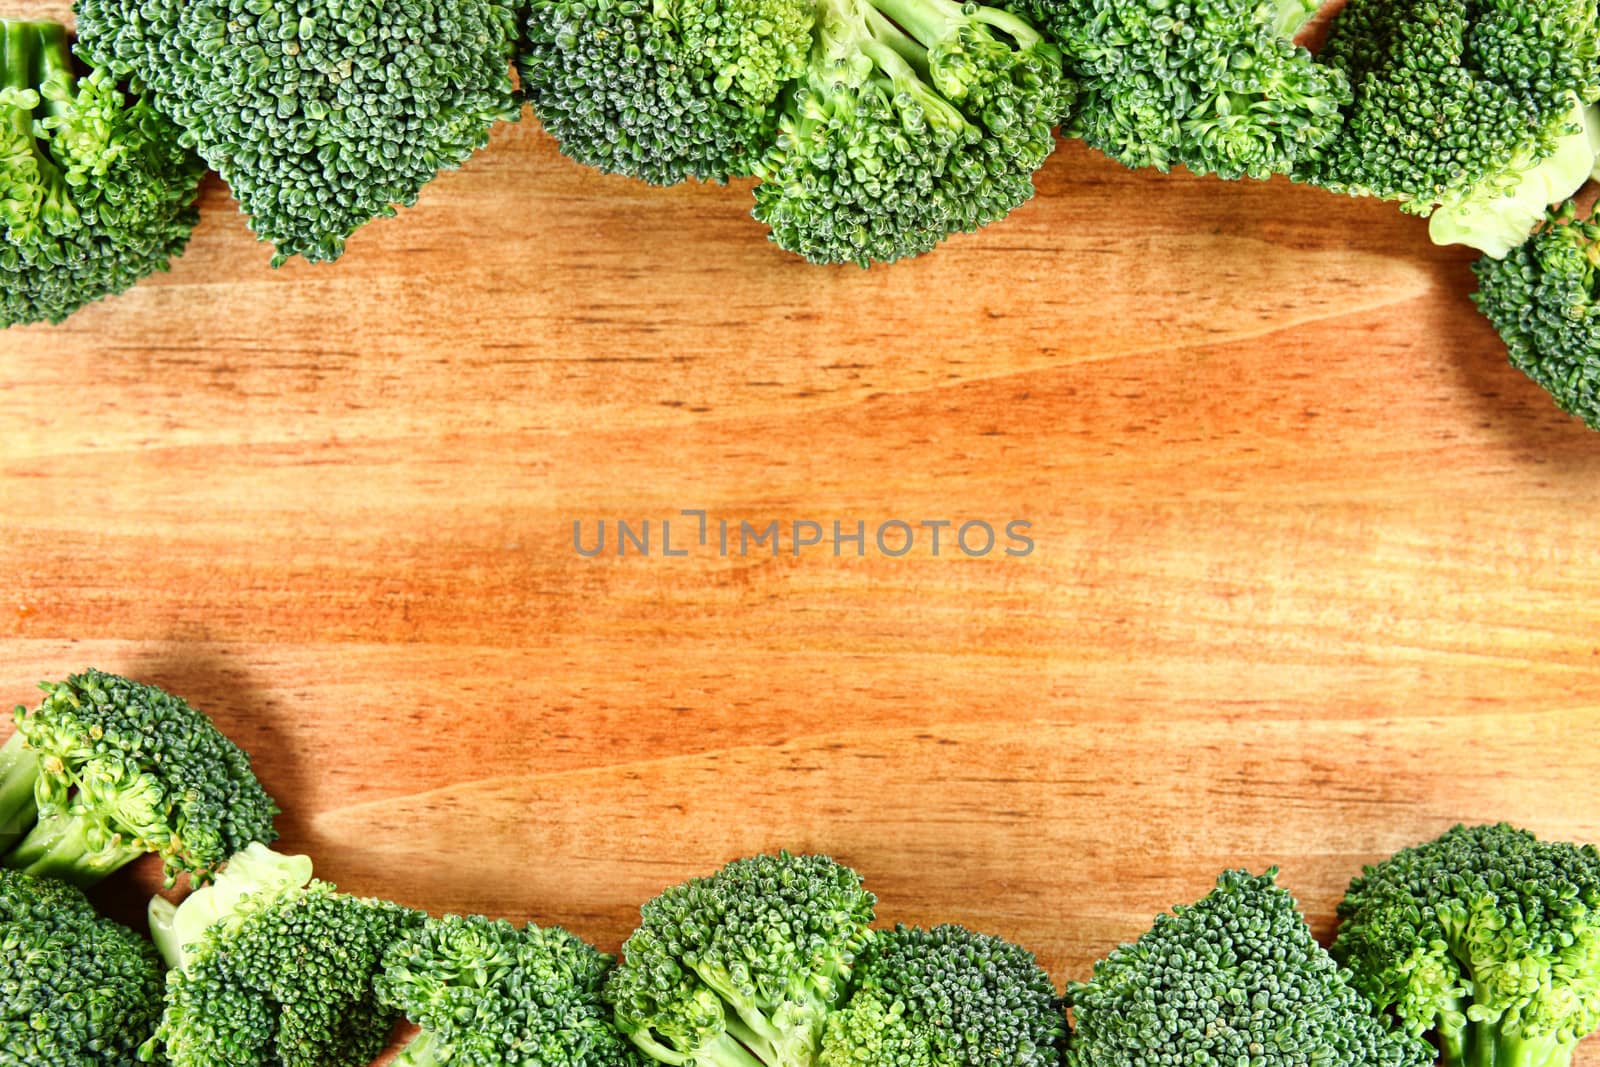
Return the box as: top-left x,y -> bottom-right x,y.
0,732 -> 40,851
1273,0 -> 1318,38
392,1030 -> 450,1067
869,0 -> 1044,51
1454,1024 -> 1575,1067
2,810 -> 144,886
628,1029 -> 769,1067
855,9 -> 970,130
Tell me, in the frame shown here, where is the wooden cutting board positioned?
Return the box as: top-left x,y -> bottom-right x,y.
2,3 -> 1598,1061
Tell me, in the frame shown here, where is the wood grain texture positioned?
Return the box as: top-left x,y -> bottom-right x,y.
3,2 -> 1600,1060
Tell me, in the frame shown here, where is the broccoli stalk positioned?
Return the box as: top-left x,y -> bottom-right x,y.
0,731 -> 40,851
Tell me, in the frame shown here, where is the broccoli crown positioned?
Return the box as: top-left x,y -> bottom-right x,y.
1305,0 -> 1600,222
1066,869 -> 1434,1067
750,0 -> 1069,266
0,19 -> 202,328
1,669 -> 278,888
1332,824 -> 1600,1067
818,924 -> 1062,1067
375,913 -> 642,1067
0,867 -> 167,1066
606,852 -> 876,1067
74,0 -> 521,265
1014,0 -> 1348,180
520,0 -> 814,183
1471,201 -> 1600,430
151,871 -> 423,1067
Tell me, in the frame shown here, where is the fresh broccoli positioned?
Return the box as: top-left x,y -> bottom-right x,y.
1066,868 -> 1434,1067
1304,0 -> 1600,257
0,867 -> 167,1066
1011,0 -> 1349,181
0,669 -> 278,888
1,18 -> 202,328
605,852 -> 876,1067
144,843 -> 423,1067
818,924 -> 1062,1067
1471,200 -> 1600,429
375,912 -> 642,1067
749,0 -> 1070,265
520,0 -> 814,183
74,0 -> 522,265
1332,823 -> 1600,1067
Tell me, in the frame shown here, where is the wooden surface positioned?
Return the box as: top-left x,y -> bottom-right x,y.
3,6 -> 1600,1059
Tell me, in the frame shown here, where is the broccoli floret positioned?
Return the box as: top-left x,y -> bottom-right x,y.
0,867 -> 167,1066
1012,0 -> 1348,180
1066,869 -> 1434,1067
1304,0 -> 1600,257
520,0 -> 815,183
605,852 -> 876,1067
1332,824 -> 1600,1067
0,19 -> 202,328
375,912 -> 642,1067
1471,200 -> 1600,429
74,0 -> 522,265
818,924 -> 1062,1067
0,670 -> 279,888
145,843 -> 423,1067
750,0 -> 1069,265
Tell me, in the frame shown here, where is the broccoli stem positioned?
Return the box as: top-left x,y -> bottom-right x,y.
867,0 -> 1043,52
1272,0 -> 1318,38
0,732 -> 40,852
628,1030 -> 769,1067
392,1029 -> 448,1067
1451,1023 -> 1576,1067
2,811 -> 145,887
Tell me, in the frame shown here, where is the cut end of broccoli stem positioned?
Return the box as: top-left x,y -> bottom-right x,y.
0,732 -> 39,852
392,1029 -> 449,1067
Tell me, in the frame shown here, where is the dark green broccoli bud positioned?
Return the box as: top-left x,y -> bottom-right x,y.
1332,823 -> 1600,1067
144,844 -> 424,1067
375,912 -> 643,1067
750,0 -> 1070,266
605,852 -> 876,1067
521,0 -> 814,183
0,867 -> 167,1066
0,669 -> 279,888
0,19 -> 202,328
1304,0 -> 1600,257
1012,0 -> 1348,180
819,924 -> 1062,1067
73,0 -> 522,265
1471,200 -> 1600,430
1067,868 -> 1434,1067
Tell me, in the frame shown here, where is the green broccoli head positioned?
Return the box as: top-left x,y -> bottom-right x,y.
521,0 -> 814,183
0,19 -> 202,328
1067,868 -> 1434,1067
0,670 -> 279,888
0,867 -> 167,1066
1332,824 -> 1600,1067
73,0 -> 521,265
1471,200 -> 1600,430
1304,0 -> 1600,256
750,0 -> 1069,266
146,844 -> 424,1067
819,924 -> 1063,1067
375,912 -> 643,1067
605,852 -> 876,1067
1013,0 -> 1348,181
